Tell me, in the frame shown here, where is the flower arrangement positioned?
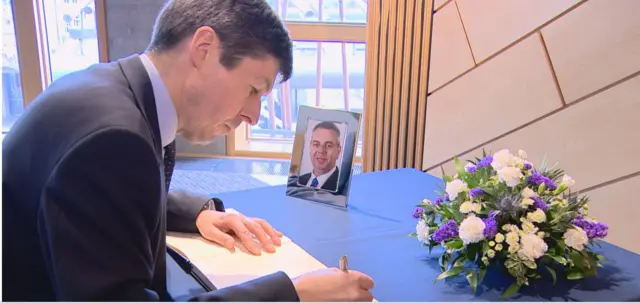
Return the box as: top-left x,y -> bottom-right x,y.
410,149 -> 608,298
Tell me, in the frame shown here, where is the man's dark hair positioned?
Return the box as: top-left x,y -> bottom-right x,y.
313,121 -> 341,141
147,0 -> 293,82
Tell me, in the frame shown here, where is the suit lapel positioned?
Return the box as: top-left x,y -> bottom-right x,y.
322,167 -> 340,191
117,54 -> 163,157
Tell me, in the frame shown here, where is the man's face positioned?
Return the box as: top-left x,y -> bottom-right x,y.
178,27 -> 279,145
310,127 -> 341,175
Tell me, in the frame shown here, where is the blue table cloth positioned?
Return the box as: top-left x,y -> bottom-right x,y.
172,168 -> 640,301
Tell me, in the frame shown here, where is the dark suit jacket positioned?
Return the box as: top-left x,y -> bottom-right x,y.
298,167 -> 340,192
2,55 -> 299,301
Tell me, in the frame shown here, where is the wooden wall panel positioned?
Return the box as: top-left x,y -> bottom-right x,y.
541,0 -> 640,103
456,0 -> 580,62
427,75 -> 640,194
428,1 -> 475,92
586,175 -> 640,253
423,35 -> 561,169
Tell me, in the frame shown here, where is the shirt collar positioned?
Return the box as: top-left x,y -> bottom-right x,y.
311,166 -> 337,186
139,53 -> 178,148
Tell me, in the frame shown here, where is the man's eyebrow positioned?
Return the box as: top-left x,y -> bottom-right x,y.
263,78 -> 272,92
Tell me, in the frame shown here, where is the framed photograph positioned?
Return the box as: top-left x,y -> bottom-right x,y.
285,106 -> 361,208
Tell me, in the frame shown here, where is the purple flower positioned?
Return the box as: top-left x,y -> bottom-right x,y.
483,217 -> 498,239
469,187 -> 484,198
433,197 -> 444,206
524,163 -> 533,170
488,210 -> 498,218
466,165 -> 478,173
412,207 -> 424,219
526,171 -> 558,190
432,219 -> 459,243
477,156 -> 493,168
532,197 -> 549,211
573,217 -> 608,239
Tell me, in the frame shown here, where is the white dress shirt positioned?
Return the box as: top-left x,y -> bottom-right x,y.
139,53 -> 178,150
306,166 -> 337,188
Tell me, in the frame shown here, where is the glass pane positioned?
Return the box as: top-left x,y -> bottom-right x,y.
43,0 -> 99,83
266,0 -> 367,24
249,41 -> 366,157
2,0 -> 24,132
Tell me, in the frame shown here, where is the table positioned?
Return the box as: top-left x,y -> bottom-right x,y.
171,168 -> 640,301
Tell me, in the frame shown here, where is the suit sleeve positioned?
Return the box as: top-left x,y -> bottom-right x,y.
39,128 -> 164,301
166,190 -> 207,233
191,272 -> 300,302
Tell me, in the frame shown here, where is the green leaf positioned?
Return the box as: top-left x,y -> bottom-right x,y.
478,266 -> 487,285
465,269 -> 478,293
523,260 -> 537,270
501,282 -> 521,299
408,232 -> 418,237
570,251 -> 585,269
454,157 -> 467,177
435,266 -> 464,282
567,269 -> 585,280
428,242 -> 437,254
466,243 -> 480,262
453,255 -> 467,267
445,239 -> 464,250
547,254 -> 568,265
439,253 -> 450,272
545,266 -> 557,285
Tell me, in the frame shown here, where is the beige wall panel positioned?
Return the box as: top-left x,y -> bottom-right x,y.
423,35 -> 561,169
456,0 -> 580,62
586,176 -> 640,254
428,2 -> 475,92
541,0 -> 640,103
427,75 -> 640,193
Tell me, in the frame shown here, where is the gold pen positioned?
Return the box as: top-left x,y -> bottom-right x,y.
339,255 -> 349,273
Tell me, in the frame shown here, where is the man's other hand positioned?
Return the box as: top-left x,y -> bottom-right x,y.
195,211 -> 283,255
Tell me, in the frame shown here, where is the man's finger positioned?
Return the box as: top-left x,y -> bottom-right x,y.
242,218 -> 275,253
201,225 -> 236,252
254,218 -> 283,246
225,214 -> 261,255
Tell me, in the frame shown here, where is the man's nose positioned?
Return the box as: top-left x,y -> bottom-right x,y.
242,96 -> 261,126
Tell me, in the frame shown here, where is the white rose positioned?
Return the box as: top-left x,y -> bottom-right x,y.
498,167 -> 523,187
416,220 -> 430,244
522,187 -> 538,198
491,149 -> 513,171
517,234 -> 548,261
561,175 -> 575,187
445,179 -> 468,200
459,215 -> 486,244
563,227 -> 588,251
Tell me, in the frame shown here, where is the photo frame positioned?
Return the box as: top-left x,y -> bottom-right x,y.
285,106 -> 361,208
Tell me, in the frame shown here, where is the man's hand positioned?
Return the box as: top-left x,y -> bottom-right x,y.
195,210 -> 283,256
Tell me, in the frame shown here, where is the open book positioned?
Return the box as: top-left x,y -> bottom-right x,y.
166,209 -> 328,289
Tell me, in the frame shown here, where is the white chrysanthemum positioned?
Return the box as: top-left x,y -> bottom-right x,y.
505,231 -> 519,246
561,175 -> 575,187
564,227 -> 588,251
445,179 -> 468,200
416,220 -> 430,244
518,234 -> 548,261
522,187 -> 538,198
473,203 -> 482,213
459,215 -> 486,244
491,149 -> 514,171
527,209 -> 547,223
498,167 -> 523,187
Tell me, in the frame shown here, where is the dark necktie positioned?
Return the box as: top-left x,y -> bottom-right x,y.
310,177 -> 319,188
163,140 -> 176,192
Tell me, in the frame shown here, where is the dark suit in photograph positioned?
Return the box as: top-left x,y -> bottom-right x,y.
2,55 -> 298,301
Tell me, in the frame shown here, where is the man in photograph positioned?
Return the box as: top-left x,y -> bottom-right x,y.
298,121 -> 343,193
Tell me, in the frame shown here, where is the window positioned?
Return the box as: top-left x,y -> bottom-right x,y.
229,0 -> 367,159
2,0 -> 23,131
43,0 -> 100,82
2,0 -> 102,133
